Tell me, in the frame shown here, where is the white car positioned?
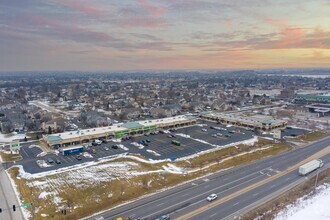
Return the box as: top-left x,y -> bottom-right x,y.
202,129 -> 207,132
94,139 -> 102,145
207,194 -> 218,202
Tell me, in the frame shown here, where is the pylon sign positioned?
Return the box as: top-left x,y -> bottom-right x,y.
10,141 -> 20,152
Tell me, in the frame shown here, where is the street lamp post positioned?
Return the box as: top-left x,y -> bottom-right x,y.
314,169 -> 320,189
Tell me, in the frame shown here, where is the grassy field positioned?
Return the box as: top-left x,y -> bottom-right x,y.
294,131 -> 328,142
8,138 -> 291,220
0,151 -> 22,162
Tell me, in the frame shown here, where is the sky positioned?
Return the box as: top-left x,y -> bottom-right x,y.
0,0 -> 330,71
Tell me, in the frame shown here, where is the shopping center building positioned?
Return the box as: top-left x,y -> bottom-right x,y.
43,115 -> 196,148
200,112 -> 287,131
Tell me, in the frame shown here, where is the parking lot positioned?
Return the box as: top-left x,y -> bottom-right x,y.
15,120 -> 309,174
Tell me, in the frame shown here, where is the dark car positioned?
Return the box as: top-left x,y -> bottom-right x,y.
112,145 -> 118,149
102,139 -> 108,143
76,155 -> 82,161
143,143 -> 149,146
55,158 -> 61,164
145,139 -> 151,143
47,158 -> 54,164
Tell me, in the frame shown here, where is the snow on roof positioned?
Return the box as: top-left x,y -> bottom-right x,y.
204,112 -> 286,125
46,115 -> 196,141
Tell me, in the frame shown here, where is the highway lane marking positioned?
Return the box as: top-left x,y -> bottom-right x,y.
182,193 -> 190,197
142,172 -> 265,219
209,213 -> 217,218
176,145 -> 330,220
233,202 -> 239,206
156,202 -> 164,207
253,192 -> 259,197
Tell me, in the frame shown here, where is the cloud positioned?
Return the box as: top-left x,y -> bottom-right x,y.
135,0 -> 166,16
55,0 -> 104,16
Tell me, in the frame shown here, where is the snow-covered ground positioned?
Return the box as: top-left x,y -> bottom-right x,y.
0,132 -> 26,143
274,183 -> 330,220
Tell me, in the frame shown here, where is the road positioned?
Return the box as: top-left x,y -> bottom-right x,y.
0,164 -> 24,220
87,136 -> 330,220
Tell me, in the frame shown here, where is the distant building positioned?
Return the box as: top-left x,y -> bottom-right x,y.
294,93 -> 330,103
306,103 -> 330,117
279,89 -> 295,99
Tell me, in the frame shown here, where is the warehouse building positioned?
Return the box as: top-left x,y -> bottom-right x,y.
43,115 -> 196,149
294,92 -> 330,103
200,112 -> 287,131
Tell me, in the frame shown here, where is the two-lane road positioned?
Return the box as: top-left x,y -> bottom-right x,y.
87,136 -> 330,220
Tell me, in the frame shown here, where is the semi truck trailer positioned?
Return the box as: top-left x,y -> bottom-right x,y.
298,159 -> 323,176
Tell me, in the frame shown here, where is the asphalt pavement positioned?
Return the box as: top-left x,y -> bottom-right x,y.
14,121 -> 306,174
87,136 -> 330,220
0,164 -> 24,220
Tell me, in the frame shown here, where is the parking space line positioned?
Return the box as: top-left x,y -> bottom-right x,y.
21,147 -> 30,158
61,157 -> 71,163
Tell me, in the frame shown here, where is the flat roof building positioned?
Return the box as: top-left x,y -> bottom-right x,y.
43,115 -> 197,149
306,103 -> 330,117
295,93 -> 330,103
200,112 -> 287,131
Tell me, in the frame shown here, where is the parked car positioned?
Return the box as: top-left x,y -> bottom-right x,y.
47,158 -> 54,164
83,143 -> 91,149
159,130 -> 165,134
94,139 -> 102,145
112,145 -> 118,149
102,139 -> 108,143
202,128 -> 207,132
145,139 -> 151,143
55,158 -> 61,164
207,194 -> 217,202
211,134 -> 217,138
103,147 -> 110,151
210,126 -> 215,129
76,155 -> 82,161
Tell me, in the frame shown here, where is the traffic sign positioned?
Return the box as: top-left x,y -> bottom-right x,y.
22,203 -> 30,207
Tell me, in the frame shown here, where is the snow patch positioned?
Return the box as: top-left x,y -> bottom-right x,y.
275,183 -> 330,220
146,149 -> 161,157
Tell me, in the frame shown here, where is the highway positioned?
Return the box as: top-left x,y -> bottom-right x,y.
87,136 -> 330,220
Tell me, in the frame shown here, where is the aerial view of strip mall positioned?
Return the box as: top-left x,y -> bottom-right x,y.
0,1 -> 329,220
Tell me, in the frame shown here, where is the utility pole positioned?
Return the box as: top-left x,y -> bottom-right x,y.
314,169 -> 320,189
31,203 -> 35,220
